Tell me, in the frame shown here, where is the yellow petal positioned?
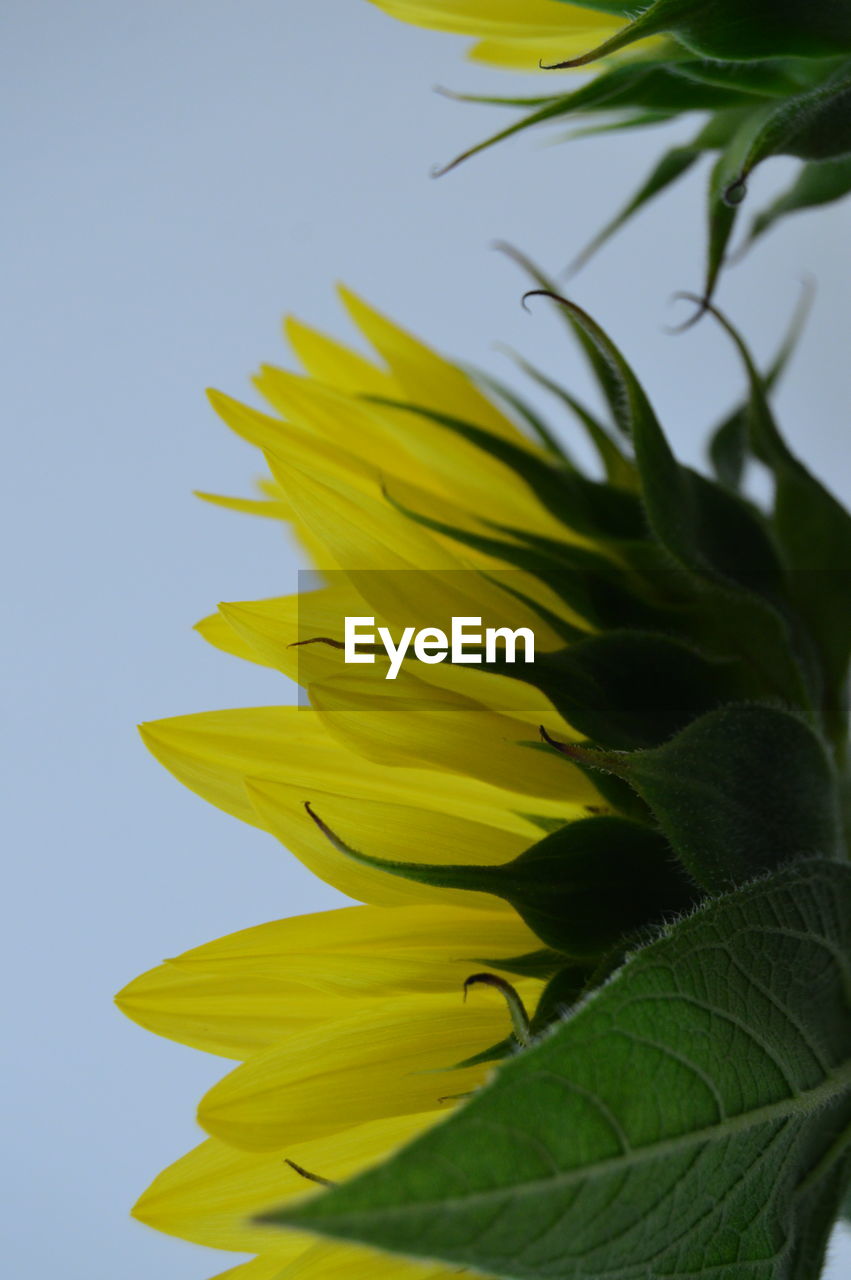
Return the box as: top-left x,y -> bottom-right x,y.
255,367 -> 565,536
139,705 -> 571,822
285,316 -> 396,398
176,903 -> 537,981
196,492 -> 293,521
198,584 -> 362,683
135,1111 -> 438,1255
469,32 -> 615,68
310,669 -> 593,801
210,392 -> 376,503
116,904 -> 539,1057
199,568 -> 584,727
212,1257 -> 290,1280
338,286 -> 522,442
198,993 -> 516,1150
252,370 -> 416,485
278,1239 -> 458,1280
366,0 -> 616,39
196,609 -> 272,669
116,963 -> 351,1059
268,461 -> 465,574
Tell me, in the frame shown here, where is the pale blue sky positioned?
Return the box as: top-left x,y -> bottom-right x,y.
3,2 -> 850,1277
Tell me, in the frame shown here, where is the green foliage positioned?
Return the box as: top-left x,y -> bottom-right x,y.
432,44 -> 851,305
266,860 -> 851,1280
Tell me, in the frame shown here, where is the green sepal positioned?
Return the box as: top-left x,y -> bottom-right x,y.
380,483 -> 629,632
708,281 -> 813,491
706,305 -> 851,746
492,347 -> 638,489
453,1036 -> 515,1070
477,948 -> 566,981
567,141 -> 702,275
708,413 -> 748,492
264,860 -> 851,1280
540,297 -> 785,589
701,106 -> 775,313
461,363 -> 574,463
528,296 -> 820,715
726,62 -> 851,205
545,0 -> 851,64
521,738 -> 655,823
741,154 -> 851,251
528,963 -> 595,1036
563,753 -> 654,823
563,702 -> 841,892
366,397 -> 647,541
492,630 -> 742,750
435,59 -> 759,177
566,108 -> 754,277
304,806 -> 697,957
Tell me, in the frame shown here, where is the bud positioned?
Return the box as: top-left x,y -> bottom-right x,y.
547,0 -> 851,67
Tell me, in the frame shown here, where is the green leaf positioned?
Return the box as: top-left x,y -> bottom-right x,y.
267,859 -> 851,1280
569,702 -> 841,892
304,806 -> 696,957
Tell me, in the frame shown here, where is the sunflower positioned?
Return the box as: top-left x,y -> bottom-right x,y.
119,278 -> 850,1278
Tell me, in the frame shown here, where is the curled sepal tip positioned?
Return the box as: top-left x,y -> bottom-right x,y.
538,726 -> 627,776
285,1159 -> 337,1189
539,4 -> 670,71
463,973 -> 532,1047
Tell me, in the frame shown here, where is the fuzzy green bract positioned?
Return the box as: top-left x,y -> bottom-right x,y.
266,860 -> 851,1280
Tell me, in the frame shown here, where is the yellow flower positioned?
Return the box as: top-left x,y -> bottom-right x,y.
119,288 -> 618,1278
365,0 -> 626,70
118,903 -> 544,1280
